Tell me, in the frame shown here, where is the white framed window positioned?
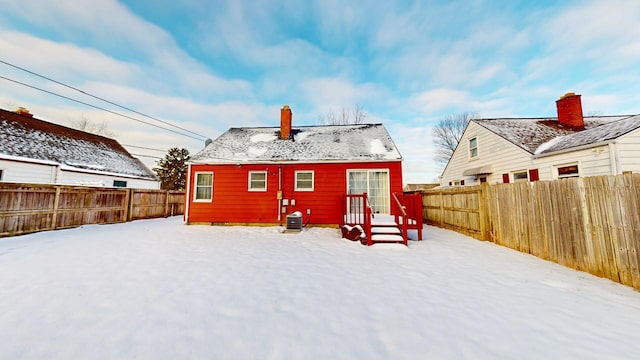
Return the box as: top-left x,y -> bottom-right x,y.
194,172 -> 213,202
556,163 -> 579,179
513,170 -> 528,182
248,171 -> 267,191
469,137 -> 478,158
295,171 -> 314,191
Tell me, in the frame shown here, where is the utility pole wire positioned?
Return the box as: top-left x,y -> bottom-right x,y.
122,144 -> 167,152
0,75 -> 205,141
0,59 -> 206,140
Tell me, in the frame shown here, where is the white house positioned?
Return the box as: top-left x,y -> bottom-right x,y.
440,93 -> 640,186
0,108 -> 159,189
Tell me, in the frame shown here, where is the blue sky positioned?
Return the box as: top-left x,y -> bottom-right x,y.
1,0 -> 639,183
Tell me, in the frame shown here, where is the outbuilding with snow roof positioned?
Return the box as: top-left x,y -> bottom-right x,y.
440,93 -> 640,186
185,105 -> 405,226
0,108 -> 159,189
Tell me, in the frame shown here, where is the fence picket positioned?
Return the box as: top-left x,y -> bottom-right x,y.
0,183 -> 185,238
422,174 -> 640,290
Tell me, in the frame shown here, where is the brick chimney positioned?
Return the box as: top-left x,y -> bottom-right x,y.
280,105 -> 292,140
556,93 -> 584,130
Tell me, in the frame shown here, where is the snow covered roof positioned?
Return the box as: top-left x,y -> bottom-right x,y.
474,114 -> 639,155
191,123 -> 402,163
0,109 -> 157,180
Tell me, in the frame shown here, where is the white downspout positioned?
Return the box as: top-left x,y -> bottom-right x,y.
609,142 -> 620,175
278,166 -> 282,222
184,163 -> 192,223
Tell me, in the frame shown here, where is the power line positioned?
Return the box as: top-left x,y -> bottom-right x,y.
130,153 -> 162,159
0,59 -> 206,140
0,75 -> 205,141
122,144 -> 166,152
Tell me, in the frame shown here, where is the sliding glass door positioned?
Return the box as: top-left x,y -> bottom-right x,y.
347,169 -> 390,214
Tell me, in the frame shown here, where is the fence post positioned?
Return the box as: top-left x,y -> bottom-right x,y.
51,186 -> 61,230
127,189 -> 135,221
164,190 -> 170,218
478,184 -> 488,240
122,188 -> 131,222
439,191 -> 444,226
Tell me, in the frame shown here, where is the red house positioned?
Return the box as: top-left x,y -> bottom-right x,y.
185,105 -> 407,231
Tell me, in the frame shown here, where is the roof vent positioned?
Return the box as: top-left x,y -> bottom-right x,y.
205,138 -> 213,147
14,107 -> 34,117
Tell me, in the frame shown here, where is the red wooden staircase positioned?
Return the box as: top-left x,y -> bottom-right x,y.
342,192 -> 423,246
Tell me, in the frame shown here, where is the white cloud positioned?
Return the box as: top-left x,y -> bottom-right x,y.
300,77 -> 387,113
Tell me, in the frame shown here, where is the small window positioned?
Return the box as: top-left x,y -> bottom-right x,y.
469,137 -> 478,158
194,172 -> 213,201
249,171 -> 267,191
513,171 -> 528,182
295,171 -> 314,191
557,164 -> 579,179
113,180 -> 127,187
479,176 -> 487,184
453,180 -> 461,186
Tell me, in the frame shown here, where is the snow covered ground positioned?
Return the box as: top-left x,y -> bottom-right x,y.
1,217 -> 639,359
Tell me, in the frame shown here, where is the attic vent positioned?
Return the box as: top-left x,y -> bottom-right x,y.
205,138 -> 213,147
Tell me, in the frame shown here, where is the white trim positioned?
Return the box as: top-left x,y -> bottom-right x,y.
533,140 -> 615,158
512,169 -> 529,182
468,136 -> 478,159
193,171 -> 214,202
248,171 -> 267,191
553,162 -> 580,179
294,170 -> 314,191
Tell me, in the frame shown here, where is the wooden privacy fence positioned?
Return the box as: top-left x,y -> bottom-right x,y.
422,173 -> 640,290
0,183 -> 185,238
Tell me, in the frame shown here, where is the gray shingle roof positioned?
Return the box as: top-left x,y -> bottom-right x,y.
0,109 -> 157,180
191,123 -> 402,163
474,115 -> 638,155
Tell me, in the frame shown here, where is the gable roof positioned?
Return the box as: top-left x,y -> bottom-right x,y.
474,114 -> 639,156
190,123 -> 402,164
0,109 -> 157,180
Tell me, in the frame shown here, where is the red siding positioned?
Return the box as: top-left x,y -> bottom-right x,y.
187,161 -> 403,225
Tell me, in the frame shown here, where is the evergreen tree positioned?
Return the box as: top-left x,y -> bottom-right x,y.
153,147 -> 190,190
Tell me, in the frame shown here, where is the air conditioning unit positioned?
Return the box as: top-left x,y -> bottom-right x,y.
286,211 -> 303,231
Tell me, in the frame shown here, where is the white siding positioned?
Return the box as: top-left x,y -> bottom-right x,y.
0,159 -> 159,189
441,122 -> 533,185
0,159 -> 56,184
441,122 -> 617,186
615,127 -> 640,173
59,170 -> 160,189
533,145 -> 613,179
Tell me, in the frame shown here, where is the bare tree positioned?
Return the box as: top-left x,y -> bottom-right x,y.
70,116 -> 115,137
321,105 -> 367,125
432,112 -> 480,165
